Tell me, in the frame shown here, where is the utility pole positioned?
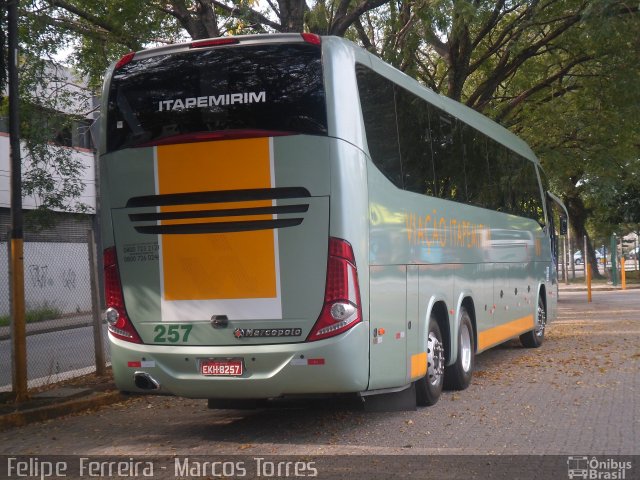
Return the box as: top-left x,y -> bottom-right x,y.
8,0 -> 28,402
611,234 -> 618,287
583,236 -> 588,285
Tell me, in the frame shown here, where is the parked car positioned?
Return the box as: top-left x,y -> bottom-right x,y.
574,251 -> 583,264
573,250 -> 604,264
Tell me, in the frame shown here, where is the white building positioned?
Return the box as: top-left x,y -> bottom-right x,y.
0,63 -> 97,316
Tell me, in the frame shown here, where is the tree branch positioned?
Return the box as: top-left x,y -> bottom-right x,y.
328,0 -> 389,37
211,0 -> 282,32
470,0 -> 508,51
197,0 -> 221,37
495,56 -> 591,122
47,0 -> 142,49
354,17 -> 375,52
468,7 -> 586,110
161,0 -> 202,39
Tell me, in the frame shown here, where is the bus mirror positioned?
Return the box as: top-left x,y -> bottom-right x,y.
559,217 -> 568,236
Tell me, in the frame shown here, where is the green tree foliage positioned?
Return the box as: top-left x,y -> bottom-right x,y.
356,0 -> 639,275
2,0 -> 390,226
512,2 -> 640,274
6,0 -> 638,251
0,57 -> 92,226
25,0 -> 389,88
31,0 -> 183,89
1,2 -> 95,227
588,158 -> 640,239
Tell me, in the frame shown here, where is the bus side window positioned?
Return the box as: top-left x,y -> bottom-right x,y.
511,154 -> 545,225
461,124 -> 488,207
356,64 -> 403,188
431,111 -> 458,200
395,85 -> 435,196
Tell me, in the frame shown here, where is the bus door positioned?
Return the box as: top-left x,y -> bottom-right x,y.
368,265 -> 407,390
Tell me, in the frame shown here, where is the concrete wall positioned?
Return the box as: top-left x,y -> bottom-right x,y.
0,241 -> 91,317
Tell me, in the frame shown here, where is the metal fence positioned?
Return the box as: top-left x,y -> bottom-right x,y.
1,226 -> 109,392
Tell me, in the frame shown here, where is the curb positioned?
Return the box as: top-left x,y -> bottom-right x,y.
0,391 -> 129,431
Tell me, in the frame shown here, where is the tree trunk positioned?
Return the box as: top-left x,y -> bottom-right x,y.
446,8 -> 472,102
564,191 -> 603,279
278,0 -> 306,32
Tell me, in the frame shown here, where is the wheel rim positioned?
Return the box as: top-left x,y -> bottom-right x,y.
427,331 -> 444,386
535,299 -> 546,337
460,323 -> 472,372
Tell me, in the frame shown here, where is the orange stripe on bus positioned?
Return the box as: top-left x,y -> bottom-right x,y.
477,314 -> 534,351
410,352 -> 427,380
157,138 -> 277,301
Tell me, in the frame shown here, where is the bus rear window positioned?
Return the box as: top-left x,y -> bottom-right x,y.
106,43 -> 327,152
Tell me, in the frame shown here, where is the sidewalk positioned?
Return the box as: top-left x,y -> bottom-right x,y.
0,314 -> 121,431
0,369 -> 126,431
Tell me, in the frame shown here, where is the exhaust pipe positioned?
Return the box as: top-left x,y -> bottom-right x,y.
134,371 -> 160,391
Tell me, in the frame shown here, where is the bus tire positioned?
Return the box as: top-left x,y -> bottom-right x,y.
444,308 -> 474,390
416,317 -> 444,406
520,295 -> 546,348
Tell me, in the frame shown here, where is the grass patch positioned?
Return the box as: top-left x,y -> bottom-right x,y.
623,270 -> 640,282
0,305 -> 62,327
562,269 -> 640,284
564,276 -> 608,285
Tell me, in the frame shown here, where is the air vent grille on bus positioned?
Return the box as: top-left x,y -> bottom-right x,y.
126,187 -> 311,235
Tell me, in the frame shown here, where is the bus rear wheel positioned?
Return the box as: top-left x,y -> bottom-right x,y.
444,308 -> 474,390
416,317 -> 444,406
520,295 -> 546,348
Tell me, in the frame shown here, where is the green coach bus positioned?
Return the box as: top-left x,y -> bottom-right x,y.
100,33 -> 566,407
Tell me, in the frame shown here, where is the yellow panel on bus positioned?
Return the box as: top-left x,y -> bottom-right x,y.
156,138 -> 277,301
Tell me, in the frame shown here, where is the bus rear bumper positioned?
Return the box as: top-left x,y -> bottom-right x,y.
110,323 -> 369,399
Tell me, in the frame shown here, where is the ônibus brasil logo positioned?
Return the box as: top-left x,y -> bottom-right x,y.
567,456 -> 632,479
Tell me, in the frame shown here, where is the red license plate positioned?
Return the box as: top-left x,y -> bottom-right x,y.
200,359 -> 243,377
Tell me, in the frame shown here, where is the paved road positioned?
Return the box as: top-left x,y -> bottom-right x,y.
0,325 -> 110,390
1,289 -> 638,476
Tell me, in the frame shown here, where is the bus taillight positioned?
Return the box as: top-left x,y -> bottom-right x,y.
104,247 -> 142,343
307,237 -> 362,342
